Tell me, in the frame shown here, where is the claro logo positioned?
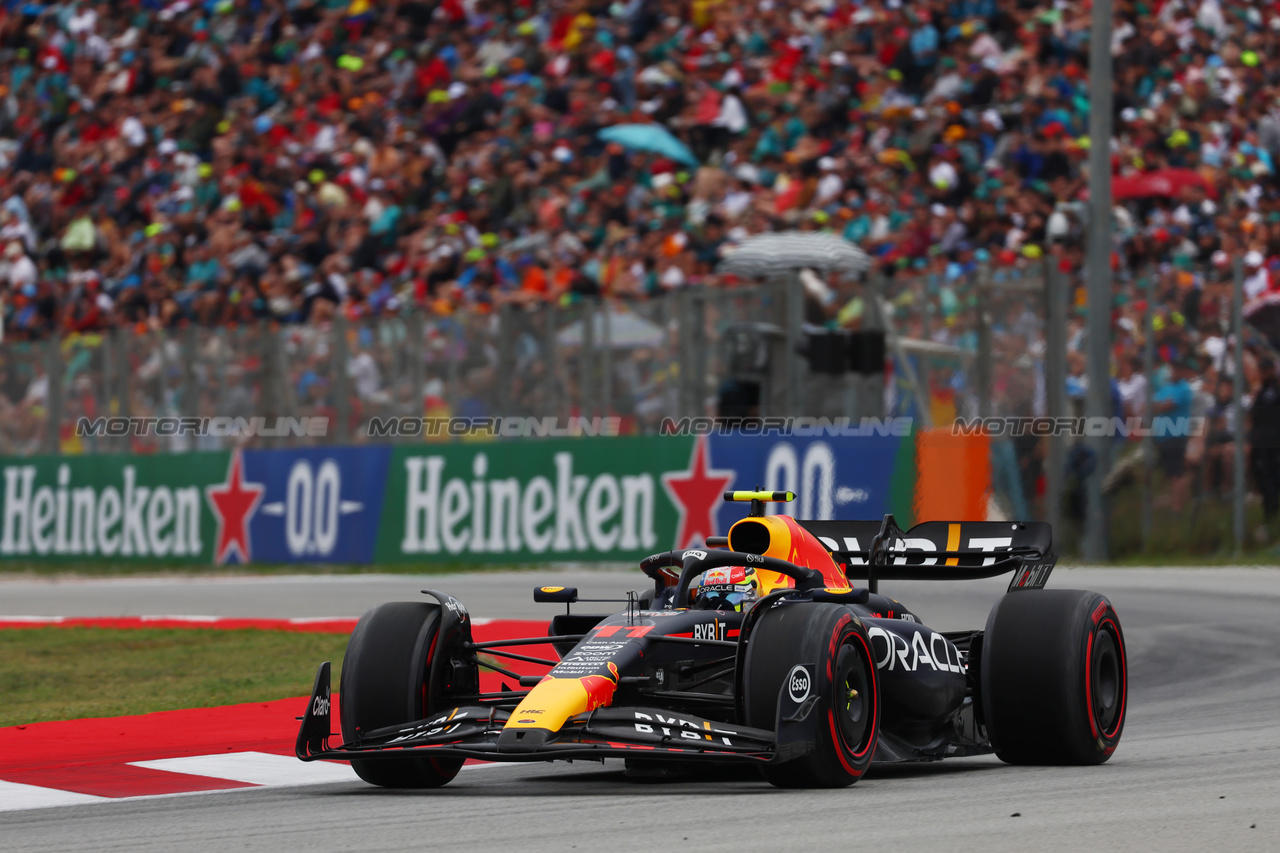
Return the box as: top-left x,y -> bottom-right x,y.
312,694 -> 330,716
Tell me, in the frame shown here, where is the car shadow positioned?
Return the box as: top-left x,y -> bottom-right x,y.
318,756 -> 1003,800
862,757 -> 1003,780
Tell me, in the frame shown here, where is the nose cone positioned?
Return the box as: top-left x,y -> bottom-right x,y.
501,666 -> 621,751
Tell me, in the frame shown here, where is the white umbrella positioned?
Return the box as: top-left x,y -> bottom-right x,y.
718,231 -> 871,278
557,307 -> 666,349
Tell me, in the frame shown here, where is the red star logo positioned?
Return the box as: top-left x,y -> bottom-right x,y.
662,436 -> 734,549
205,451 -> 264,565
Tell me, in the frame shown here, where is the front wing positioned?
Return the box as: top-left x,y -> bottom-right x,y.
296,663 -> 777,765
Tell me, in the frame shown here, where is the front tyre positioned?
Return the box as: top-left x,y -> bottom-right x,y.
340,602 -> 465,787
981,589 -> 1127,765
744,602 -> 880,788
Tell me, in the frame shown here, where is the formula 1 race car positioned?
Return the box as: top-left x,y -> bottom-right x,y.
296,491 -> 1127,788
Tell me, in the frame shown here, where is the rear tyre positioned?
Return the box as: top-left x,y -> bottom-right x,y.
981,590 -> 1127,765
339,602 -> 466,787
744,603 -> 880,788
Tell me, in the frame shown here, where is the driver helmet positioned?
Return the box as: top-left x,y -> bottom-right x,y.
690,566 -> 759,611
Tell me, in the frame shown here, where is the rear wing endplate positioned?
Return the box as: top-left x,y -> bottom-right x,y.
796,515 -> 1057,594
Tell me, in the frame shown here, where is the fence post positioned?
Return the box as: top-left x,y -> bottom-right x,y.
785,272 -> 803,417
495,303 -> 514,418
1233,258 -> 1247,555
918,272 -> 935,423
581,299 -> 596,420
182,325 -> 198,429
601,299 -> 612,419
44,337 -> 63,455
406,309 -> 424,443
544,304 -> 560,420
880,285 -> 930,427
676,288 -> 692,418
1141,268 -> 1156,551
98,329 -> 113,454
975,264 -> 993,419
757,286 -> 770,420
116,328 -> 131,453
1045,259 -> 1067,537
332,315 -> 351,445
669,294 -> 682,422
691,290 -> 708,417
259,320 -> 278,449
1083,0 -> 1114,564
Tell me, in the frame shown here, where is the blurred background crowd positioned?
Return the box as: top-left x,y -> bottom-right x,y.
4,0 -> 1280,546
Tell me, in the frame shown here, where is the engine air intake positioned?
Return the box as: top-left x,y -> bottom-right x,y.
729,519 -> 772,556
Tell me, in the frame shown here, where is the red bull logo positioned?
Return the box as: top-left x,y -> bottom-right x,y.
580,661 -> 620,711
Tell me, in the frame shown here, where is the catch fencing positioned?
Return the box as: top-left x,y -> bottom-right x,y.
1,257 -> 1270,559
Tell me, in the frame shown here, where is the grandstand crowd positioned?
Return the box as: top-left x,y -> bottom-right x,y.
5,0 -> 1280,530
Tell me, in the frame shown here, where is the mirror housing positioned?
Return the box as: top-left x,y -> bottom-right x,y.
811,587 -> 870,604
533,585 -> 579,604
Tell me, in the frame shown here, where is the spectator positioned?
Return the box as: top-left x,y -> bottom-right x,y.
1153,357 -> 1196,513
1117,354 -> 1148,419
1243,251 -> 1270,301
0,0 -> 1279,516
2,242 -> 36,290
1251,356 -> 1280,531
348,344 -> 389,407
1204,377 -> 1238,499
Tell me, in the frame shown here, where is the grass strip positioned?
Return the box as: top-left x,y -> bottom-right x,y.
0,627 -> 348,728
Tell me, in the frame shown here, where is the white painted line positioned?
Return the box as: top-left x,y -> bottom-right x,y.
0,616 -> 65,623
0,761 -> 517,814
286,617 -> 355,624
130,752 -> 356,787
0,780 -> 108,812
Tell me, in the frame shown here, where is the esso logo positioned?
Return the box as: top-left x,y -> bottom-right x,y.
787,665 -> 811,703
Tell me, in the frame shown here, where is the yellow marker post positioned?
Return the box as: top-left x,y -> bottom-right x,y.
724,490 -> 794,519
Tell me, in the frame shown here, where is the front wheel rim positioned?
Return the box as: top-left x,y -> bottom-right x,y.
834,641 -> 872,755
1091,627 -> 1122,734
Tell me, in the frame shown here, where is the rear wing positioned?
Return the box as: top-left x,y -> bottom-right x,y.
796,514 -> 1056,594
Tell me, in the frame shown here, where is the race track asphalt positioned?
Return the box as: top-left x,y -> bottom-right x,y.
1,566 -> 1277,852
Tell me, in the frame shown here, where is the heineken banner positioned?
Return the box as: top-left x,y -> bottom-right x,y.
0,454 -> 226,563
0,434 -> 953,566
